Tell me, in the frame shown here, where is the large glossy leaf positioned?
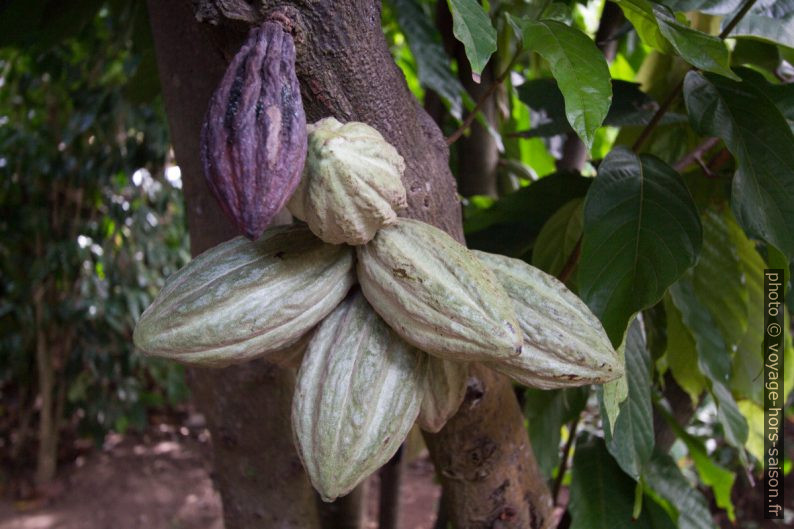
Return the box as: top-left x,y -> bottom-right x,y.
663,294 -> 705,404
654,5 -> 739,79
736,67 -> 794,125
643,452 -> 717,529
531,198 -> 583,281
579,147 -> 702,345
391,0 -> 465,118
519,19 -> 612,148
604,318 -> 654,480
524,386 -> 589,478
692,209 -> 749,349
730,14 -> 794,49
663,0 -> 743,14
447,0 -> 497,77
570,435 -> 676,529
684,71 -> 794,261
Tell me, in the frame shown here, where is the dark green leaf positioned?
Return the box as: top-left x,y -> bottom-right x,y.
579,147 -> 702,345
519,19 -> 612,148
654,5 -> 739,79
683,71 -> 794,261
663,294 -> 705,403
605,318 -> 655,480
531,198 -> 583,281
390,0 -> 465,118
669,277 -> 731,384
642,452 -> 717,529
447,0 -> 497,77
729,14 -> 794,49
570,434 -> 676,529
692,209 -> 749,349
464,172 -> 591,258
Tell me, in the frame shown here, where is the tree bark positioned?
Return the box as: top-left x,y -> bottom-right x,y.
149,1 -> 551,526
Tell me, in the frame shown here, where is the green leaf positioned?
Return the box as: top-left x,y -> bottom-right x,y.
465,172 -> 591,259
711,380 -> 749,456
531,198 -> 583,281
669,277 -> 731,384
736,67 -> 794,125
728,213 -> 766,403
516,79 -> 687,138
692,209 -> 749,349
614,0 -> 674,52
737,399 -> 765,463
391,0 -> 465,118
570,435 -> 677,529
599,322 -> 631,436
653,5 -> 740,80
683,71 -> 794,261
729,14 -> 794,49
605,318 -> 655,480
524,386 -> 589,477
519,19 -> 612,148
663,294 -> 705,404
447,0 -> 497,78
662,0 -> 743,15
579,147 -> 702,345
642,452 -> 717,529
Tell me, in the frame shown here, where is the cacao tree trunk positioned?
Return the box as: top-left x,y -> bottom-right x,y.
148,1 -> 551,526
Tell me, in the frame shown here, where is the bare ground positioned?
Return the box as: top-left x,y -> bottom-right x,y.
0,425 -> 441,529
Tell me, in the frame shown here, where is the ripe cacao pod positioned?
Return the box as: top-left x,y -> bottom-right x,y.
473,250 -> 622,388
356,218 -> 522,362
200,21 -> 307,240
287,117 -> 407,245
417,355 -> 468,433
133,225 -> 355,367
292,291 -> 424,501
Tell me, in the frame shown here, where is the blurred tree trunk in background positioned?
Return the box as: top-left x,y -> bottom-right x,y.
148,1 -> 551,527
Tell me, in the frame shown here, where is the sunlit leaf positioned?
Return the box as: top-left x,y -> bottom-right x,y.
519,19 -> 612,148
447,0 -> 497,77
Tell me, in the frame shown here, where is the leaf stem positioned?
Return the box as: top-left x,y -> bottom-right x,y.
446,46 -> 523,145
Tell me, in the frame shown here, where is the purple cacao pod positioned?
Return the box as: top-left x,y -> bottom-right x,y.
201,22 -> 307,240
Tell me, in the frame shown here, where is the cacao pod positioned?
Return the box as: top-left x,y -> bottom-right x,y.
417,355 -> 468,433
356,218 -> 522,362
133,225 -> 355,367
473,250 -> 622,388
287,117 -> 407,245
200,21 -> 307,240
292,291 -> 424,501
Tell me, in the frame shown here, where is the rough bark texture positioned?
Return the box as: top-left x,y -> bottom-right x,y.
425,365 -> 553,529
147,2 -> 320,527
149,0 -> 551,526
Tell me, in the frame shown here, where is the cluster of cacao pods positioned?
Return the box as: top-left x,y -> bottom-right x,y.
134,21 -> 622,502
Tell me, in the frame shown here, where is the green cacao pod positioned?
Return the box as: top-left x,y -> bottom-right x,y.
417,355 -> 468,433
133,225 -> 355,367
288,117 -> 407,245
356,218 -> 522,362
473,250 -> 622,388
292,291 -> 424,501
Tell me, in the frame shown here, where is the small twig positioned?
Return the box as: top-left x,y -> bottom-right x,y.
557,237 -> 582,284
631,0 -> 759,153
446,47 -> 523,145
672,136 -> 720,171
552,417 -> 580,505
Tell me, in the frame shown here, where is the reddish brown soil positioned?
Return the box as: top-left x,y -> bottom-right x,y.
0,425 -> 441,529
